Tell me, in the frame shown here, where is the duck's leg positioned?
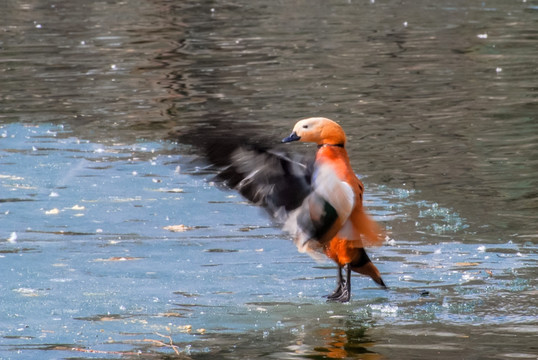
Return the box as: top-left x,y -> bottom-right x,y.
327,264 -> 351,302
326,266 -> 344,300
334,263 -> 351,302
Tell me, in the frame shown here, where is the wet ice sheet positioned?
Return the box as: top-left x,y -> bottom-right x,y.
1,123 -> 536,359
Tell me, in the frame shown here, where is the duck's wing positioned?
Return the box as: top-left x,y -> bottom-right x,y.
221,146 -> 314,217
284,163 -> 356,256
338,208 -> 384,247
215,147 -> 360,258
178,125 -> 315,217
178,128 -> 365,256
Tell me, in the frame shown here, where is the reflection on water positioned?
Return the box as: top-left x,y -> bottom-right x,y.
308,327 -> 379,359
1,0 -> 537,359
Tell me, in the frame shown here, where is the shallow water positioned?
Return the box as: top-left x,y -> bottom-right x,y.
1,0 -> 537,359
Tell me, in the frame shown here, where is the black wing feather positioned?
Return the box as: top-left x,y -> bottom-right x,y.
178,126 -> 314,219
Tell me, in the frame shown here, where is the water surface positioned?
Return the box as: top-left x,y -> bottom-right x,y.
1,0 -> 536,359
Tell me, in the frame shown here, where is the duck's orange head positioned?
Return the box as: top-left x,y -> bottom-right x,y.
282,117 -> 346,146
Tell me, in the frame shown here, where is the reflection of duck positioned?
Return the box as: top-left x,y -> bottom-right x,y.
188,117 -> 386,302
313,327 -> 380,359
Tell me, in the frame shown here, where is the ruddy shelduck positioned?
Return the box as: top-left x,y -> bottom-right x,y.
281,117 -> 386,302
188,117 -> 386,302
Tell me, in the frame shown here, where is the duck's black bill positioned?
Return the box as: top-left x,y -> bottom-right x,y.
282,132 -> 301,143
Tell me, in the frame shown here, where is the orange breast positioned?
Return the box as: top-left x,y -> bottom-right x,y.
316,146 -> 358,185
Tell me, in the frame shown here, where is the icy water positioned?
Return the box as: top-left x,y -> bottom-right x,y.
1,0 -> 537,359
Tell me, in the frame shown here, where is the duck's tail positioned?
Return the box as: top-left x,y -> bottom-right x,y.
350,248 -> 387,288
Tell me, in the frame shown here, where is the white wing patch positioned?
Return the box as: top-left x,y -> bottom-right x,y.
283,163 -> 355,258
313,164 -> 354,222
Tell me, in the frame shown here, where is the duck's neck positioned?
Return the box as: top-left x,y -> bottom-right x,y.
316,143 -> 350,164
317,143 -> 345,149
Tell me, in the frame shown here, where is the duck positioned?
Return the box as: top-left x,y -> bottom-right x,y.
281,117 -> 386,302
182,117 -> 386,302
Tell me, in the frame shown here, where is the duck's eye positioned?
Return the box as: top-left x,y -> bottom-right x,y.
302,124 -> 308,129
